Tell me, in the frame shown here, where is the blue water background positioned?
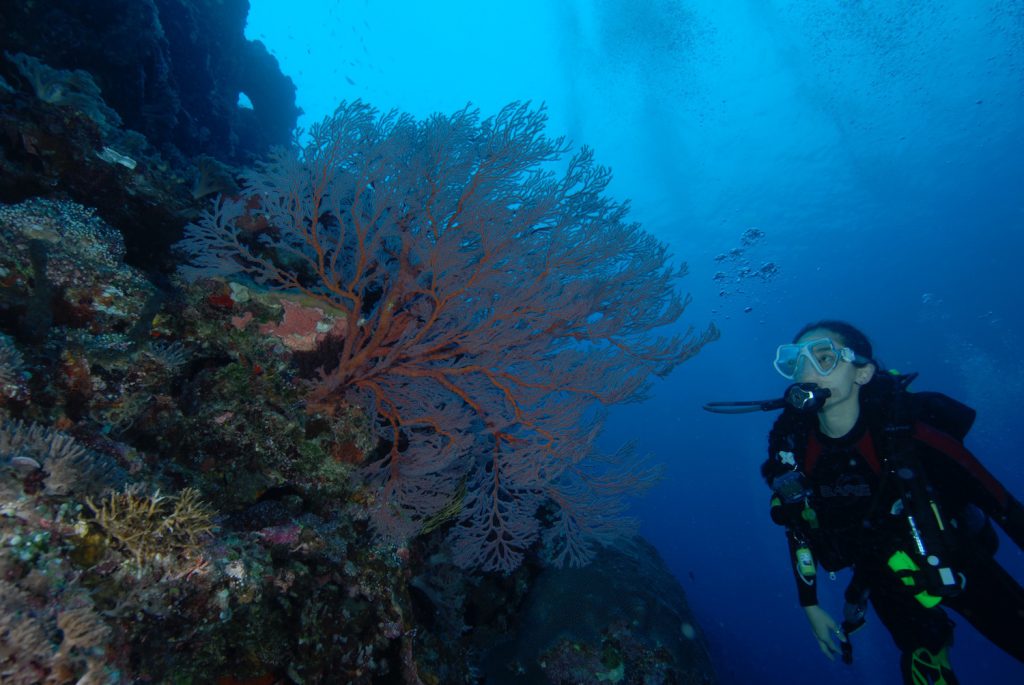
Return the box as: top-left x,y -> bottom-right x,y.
246,2 -> 1024,683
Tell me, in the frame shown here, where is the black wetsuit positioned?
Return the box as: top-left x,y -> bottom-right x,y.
764,400 -> 1024,682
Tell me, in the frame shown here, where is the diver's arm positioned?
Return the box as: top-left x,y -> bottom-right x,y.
804,605 -> 845,661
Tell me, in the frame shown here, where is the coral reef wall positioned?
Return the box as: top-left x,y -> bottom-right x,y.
0,2 -> 720,683
0,0 -> 299,163
0,0 -> 299,272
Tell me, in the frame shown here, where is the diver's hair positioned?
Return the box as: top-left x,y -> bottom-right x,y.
793,320 -> 874,367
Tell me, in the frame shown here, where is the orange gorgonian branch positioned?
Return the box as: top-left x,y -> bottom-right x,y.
178,101 -> 718,572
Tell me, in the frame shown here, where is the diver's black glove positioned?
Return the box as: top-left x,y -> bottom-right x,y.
839,633 -> 854,665
839,585 -> 869,665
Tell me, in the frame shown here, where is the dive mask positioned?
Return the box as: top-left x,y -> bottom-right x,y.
774,338 -> 861,380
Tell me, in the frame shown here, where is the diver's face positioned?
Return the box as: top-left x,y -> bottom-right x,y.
794,329 -> 871,408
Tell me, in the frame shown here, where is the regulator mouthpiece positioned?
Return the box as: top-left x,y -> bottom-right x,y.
785,383 -> 831,412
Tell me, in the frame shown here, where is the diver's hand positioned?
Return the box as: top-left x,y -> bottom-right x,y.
804,604 -> 846,661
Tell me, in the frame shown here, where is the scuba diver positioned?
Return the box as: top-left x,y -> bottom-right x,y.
705,320 -> 1024,684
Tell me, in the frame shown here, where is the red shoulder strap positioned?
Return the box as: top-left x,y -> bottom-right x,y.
805,433 -> 822,475
913,421 -> 1009,508
855,431 -> 882,474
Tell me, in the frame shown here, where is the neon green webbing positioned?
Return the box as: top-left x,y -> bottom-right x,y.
909,645 -> 955,685
887,550 -> 943,608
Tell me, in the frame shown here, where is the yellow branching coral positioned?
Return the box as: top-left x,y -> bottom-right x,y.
85,486 -> 214,566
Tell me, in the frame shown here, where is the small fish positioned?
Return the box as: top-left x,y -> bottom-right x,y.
11,455 -> 42,470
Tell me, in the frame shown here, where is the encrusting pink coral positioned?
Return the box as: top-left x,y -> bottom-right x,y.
258,299 -> 346,352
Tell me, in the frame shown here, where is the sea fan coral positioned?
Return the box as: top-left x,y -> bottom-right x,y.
177,100 -> 718,571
